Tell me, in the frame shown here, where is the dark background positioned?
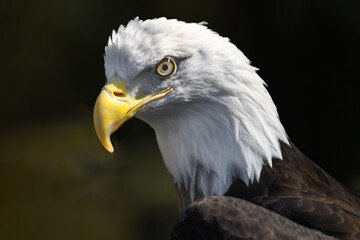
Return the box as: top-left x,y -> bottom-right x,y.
0,0 -> 359,239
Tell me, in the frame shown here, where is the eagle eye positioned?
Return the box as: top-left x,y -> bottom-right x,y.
155,57 -> 176,77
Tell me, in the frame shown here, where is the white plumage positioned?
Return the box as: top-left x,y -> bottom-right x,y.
104,17 -> 289,201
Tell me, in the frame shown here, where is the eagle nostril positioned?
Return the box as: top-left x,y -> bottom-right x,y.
113,92 -> 125,98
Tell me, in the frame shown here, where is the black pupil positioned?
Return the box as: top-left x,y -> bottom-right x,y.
162,64 -> 169,71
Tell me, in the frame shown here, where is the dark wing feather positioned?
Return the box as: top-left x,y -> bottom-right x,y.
171,196 -> 336,240
226,141 -> 360,239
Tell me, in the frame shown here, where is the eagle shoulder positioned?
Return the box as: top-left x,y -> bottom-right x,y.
171,196 -> 336,240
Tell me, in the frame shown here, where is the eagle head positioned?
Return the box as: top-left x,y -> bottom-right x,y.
94,17 -> 288,206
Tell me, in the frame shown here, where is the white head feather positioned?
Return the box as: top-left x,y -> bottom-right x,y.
104,17 -> 289,202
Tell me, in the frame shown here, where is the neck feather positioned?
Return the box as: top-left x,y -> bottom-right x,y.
142,92 -> 288,203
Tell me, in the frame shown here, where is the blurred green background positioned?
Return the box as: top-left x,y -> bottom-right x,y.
0,0 -> 359,239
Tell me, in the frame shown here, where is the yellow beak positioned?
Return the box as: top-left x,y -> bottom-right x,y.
93,77 -> 173,153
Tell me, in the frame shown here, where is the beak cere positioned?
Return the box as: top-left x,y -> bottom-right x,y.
93,77 -> 173,153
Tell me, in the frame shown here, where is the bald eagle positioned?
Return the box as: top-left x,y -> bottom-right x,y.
93,18 -> 360,239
